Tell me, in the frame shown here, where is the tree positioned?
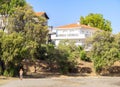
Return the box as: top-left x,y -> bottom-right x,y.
0,0 -> 26,15
80,13 -> 112,31
57,40 -> 81,74
88,31 -> 119,73
0,0 -> 49,76
7,5 -> 48,60
0,32 -> 27,76
8,5 -> 48,44
114,33 -> 120,58
0,31 -> 4,75
0,0 -> 26,32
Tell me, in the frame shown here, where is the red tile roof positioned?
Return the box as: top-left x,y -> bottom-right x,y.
36,12 -> 44,16
36,12 -> 49,19
56,23 -> 99,30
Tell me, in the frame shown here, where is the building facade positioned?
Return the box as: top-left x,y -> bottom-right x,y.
51,23 -> 99,50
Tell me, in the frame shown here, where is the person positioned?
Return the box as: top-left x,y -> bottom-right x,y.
19,68 -> 23,80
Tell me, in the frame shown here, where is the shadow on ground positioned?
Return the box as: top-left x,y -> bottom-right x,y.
23,72 -> 90,79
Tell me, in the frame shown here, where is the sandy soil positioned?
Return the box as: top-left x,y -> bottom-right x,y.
1,76 -> 120,87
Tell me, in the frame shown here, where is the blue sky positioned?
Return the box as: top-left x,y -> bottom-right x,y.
26,0 -> 120,34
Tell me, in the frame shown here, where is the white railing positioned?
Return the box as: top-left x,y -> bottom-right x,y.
51,34 -> 86,40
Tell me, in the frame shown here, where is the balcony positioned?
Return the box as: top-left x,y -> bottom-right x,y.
51,34 -> 86,40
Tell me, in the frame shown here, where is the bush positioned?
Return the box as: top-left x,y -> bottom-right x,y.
3,70 -> 9,77
57,40 -> 79,74
3,69 -> 15,77
89,31 -> 120,74
80,50 -> 90,61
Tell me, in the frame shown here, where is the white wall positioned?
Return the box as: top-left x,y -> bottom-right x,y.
51,27 -> 96,46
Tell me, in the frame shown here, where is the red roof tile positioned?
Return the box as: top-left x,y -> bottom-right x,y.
36,12 -> 45,16
36,12 -> 49,19
56,23 -> 99,30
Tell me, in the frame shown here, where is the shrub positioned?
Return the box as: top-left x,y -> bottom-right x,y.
57,40 -> 79,74
3,70 -> 9,77
80,50 -> 90,61
88,31 -> 120,74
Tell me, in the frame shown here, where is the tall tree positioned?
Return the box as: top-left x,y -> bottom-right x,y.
0,0 -> 26,15
80,13 -> 112,31
0,31 -> 27,76
7,4 -> 48,60
8,5 -> 48,44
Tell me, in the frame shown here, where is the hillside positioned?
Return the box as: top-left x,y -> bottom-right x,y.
22,60 -> 120,78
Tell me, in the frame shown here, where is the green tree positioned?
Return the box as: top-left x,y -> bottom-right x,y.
0,31 -> 4,75
88,31 -> 119,73
7,5 -> 48,60
0,0 -> 26,15
80,13 -> 112,31
57,40 -> 80,74
0,0 -> 49,76
114,33 -> 120,58
8,5 -> 48,44
0,32 -> 27,76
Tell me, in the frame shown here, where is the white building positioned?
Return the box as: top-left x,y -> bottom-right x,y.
51,23 -> 99,50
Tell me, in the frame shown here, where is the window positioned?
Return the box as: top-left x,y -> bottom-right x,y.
70,29 -> 74,32
81,30 -> 84,34
85,34 -> 90,37
67,34 -> 78,36
63,30 -> 67,32
86,31 -> 89,33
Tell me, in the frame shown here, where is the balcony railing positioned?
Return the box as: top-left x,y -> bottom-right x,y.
51,34 -> 86,40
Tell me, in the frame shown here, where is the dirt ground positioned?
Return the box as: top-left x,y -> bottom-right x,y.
1,60 -> 120,87
0,76 -> 18,86
1,77 -> 120,87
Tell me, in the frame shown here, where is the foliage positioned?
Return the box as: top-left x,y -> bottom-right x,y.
0,0 -> 26,15
114,33 -> 120,60
0,32 -> 27,76
7,4 -> 48,60
0,0 -> 49,76
0,31 -> 39,76
80,50 -> 86,60
80,13 -> 112,31
8,4 -> 48,44
57,40 -> 80,74
88,31 -> 119,73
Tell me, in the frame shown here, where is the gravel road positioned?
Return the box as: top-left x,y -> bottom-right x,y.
1,77 -> 120,87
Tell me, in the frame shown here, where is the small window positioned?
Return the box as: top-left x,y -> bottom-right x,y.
70,29 -> 74,32
63,30 -> 66,32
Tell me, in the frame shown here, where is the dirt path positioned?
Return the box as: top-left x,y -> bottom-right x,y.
1,77 -> 120,87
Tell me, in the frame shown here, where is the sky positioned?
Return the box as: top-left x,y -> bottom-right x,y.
26,0 -> 120,34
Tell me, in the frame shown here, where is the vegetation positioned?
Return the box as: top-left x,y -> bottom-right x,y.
0,0 -> 48,76
0,0 -> 26,15
0,0 -> 120,76
80,13 -> 112,31
87,31 -> 120,73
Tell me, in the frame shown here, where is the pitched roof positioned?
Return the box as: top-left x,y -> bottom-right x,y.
36,12 -> 49,19
56,23 -> 99,30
